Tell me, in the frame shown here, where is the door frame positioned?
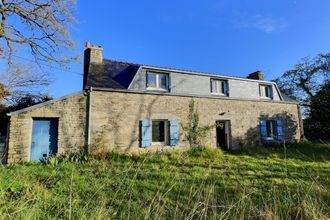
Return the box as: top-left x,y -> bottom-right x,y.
216,120 -> 231,150
30,117 -> 59,161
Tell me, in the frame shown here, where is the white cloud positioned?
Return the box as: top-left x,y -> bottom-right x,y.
253,14 -> 287,33
234,13 -> 288,33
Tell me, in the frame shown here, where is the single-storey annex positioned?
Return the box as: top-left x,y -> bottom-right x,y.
6,43 -> 303,163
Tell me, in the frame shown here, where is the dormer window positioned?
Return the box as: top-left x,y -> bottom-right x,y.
259,84 -> 273,99
147,72 -> 169,91
211,79 -> 229,96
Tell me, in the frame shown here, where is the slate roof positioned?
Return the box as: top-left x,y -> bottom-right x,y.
84,59 -> 298,103
85,59 -> 140,89
281,93 -> 299,103
84,59 -> 253,90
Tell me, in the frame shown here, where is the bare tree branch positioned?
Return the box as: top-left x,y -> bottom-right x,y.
0,63 -> 51,104
0,0 -> 76,65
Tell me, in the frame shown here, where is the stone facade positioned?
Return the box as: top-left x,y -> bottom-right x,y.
6,89 -> 302,163
90,89 -> 302,153
7,93 -> 87,163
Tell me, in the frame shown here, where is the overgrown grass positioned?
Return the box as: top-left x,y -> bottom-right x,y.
0,142 -> 329,219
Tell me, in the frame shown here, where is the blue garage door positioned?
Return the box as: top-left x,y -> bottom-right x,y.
30,119 -> 58,161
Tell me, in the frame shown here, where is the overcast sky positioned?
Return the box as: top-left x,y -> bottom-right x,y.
17,0 -> 330,98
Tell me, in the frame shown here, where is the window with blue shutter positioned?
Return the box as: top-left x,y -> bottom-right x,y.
140,120 -> 151,147
276,120 -> 283,141
260,120 -> 267,140
169,120 -> 179,146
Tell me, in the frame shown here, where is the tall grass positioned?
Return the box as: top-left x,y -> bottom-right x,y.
0,142 -> 329,219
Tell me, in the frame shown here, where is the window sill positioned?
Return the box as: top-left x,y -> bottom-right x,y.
211,92 -> 228,97
151,142 -> 168,146
147,87 -> 169,92
260,96 -> 273,100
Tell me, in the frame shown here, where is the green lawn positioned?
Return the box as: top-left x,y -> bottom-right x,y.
0,142 -> 329,219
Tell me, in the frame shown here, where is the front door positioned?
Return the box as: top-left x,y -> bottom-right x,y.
30,119 -> 58,161
216,121 -> 230,150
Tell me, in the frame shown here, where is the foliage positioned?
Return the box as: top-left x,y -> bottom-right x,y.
182,99 -> 215,147
275,53 -> 330,108
304,82 -> 330,141
0,94 -> 51,136
0,142 -> 329,219
48,151 -> 90,166
0,0 -> 76,65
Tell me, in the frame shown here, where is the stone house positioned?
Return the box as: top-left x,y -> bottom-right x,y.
5,43 -> 303,163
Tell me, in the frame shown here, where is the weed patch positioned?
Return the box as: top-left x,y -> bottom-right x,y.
0,142 -> 329,219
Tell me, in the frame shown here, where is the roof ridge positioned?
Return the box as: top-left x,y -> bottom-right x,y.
103,58 -> 249,80
103,58 -> 141,66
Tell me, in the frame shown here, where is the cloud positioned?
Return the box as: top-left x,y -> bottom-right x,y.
252,15 -> 288,33
234,13 -> 288,33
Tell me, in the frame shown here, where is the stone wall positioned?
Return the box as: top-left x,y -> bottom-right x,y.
6,89 -> 302,163
7,93 -> 87,163
90,90 -> 301,153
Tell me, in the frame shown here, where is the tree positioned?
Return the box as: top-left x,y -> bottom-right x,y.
275,53 -> 330,108
0,63 -> 50,104
0,94 -> 51,136
304,82 -> 330,141
0,0 -> 76,65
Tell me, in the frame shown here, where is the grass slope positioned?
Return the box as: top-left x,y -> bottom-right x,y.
0,142 -> 329,219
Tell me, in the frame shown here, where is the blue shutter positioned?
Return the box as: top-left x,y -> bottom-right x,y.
140,120 -> 151,147
260,120 -> 267,140
169,120 -> 179,146
277,120 -> 283,141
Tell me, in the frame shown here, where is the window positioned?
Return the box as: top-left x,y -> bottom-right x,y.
266,120 -> 277,138
151,120 -> 168,144
259,85 -> 273,99
260,119 -> 283,141
147,72 -> 169,91
211,79 -> 229,96
152,120 -> 166,143
140,120 -> 180,147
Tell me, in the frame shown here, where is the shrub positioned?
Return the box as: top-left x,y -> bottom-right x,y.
54,151 -> 90,164
182,99 -> 215,147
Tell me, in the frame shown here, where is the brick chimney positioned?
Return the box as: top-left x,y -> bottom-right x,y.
247,71 -> 264,80
83,42 -> 103,89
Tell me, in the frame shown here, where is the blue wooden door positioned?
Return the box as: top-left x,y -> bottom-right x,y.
30,119 -> 58,161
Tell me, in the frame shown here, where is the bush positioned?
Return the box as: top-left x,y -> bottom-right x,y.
51,151 -> 90,165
